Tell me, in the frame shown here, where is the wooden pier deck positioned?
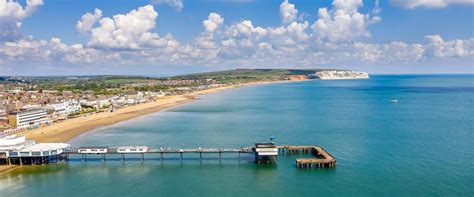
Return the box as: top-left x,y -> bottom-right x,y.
277,145 -> 336,168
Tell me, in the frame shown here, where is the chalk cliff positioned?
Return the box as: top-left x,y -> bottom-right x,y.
311,70 -> 369,80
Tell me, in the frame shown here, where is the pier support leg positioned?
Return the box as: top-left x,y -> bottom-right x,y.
219,152 -> 222,160
238,152 -> 240,160
141,153 -> 144,162
121,153 -> 124,162
200,152 -> 202,160
20,157 -> 23,166
180,152 -> 183,160
160,152 -> 163,161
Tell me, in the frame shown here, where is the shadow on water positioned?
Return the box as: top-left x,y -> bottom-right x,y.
1,154 -> 286,178
1,164 -> 71,178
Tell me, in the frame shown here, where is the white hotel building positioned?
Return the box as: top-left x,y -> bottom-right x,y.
46,100 -> 81,121
7,108 -> 49,129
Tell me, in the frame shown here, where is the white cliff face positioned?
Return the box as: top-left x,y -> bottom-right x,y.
313,70 -> 369,80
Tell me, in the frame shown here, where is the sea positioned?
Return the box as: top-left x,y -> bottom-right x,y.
1,75 -> 473,196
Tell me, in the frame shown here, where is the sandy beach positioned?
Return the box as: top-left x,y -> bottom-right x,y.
17,82 -> 273,143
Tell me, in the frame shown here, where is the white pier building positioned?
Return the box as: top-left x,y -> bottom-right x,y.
0,135 -> 70,165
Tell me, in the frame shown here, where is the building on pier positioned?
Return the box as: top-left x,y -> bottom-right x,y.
78,146 -> 108,154
254,143 -> 278,164
117,146 -> 149,153
0,135 -> 70,165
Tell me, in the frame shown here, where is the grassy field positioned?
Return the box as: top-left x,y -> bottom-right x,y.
171,69 -> 331,83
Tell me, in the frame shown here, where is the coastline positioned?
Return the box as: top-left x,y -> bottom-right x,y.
17,80 -> 299,143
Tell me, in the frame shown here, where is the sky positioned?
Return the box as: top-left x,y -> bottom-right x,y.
0,0 -> 473,76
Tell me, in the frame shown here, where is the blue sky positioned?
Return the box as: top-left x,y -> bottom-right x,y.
0,0 -> 473,75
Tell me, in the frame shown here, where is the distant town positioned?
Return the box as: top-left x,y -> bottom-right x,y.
0,69 -> 368,135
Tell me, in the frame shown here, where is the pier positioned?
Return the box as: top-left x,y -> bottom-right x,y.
1,135 -> 336,168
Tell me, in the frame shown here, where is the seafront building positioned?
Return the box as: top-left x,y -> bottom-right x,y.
7,108 -> 49,129
45,100 -> 81,121
0,90 -> 170,134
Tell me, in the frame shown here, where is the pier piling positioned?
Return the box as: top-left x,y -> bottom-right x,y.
279,146 -> 336,168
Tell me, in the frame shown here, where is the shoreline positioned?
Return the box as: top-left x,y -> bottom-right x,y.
17,80 -> 302,143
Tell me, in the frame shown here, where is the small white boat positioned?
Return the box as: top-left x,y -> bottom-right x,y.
390,99 -> 399,103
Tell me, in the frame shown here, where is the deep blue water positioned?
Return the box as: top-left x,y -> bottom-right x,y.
2,75 -> 473,196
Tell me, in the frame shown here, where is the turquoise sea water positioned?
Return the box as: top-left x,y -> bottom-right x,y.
1,75 -> 473,196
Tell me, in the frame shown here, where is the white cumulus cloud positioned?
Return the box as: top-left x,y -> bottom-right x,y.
87,5 -> 179,50
1,0 -> 473,73
280,0 -> 298,24
311,0 -> 381,42
0,0 -> 44,41
76,8 -> 103,35
0,36 -> 120,64
424,35 -> 474,57
152,0 -> 183,12
390,0 -> 474,8
203,13 -> 224,32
